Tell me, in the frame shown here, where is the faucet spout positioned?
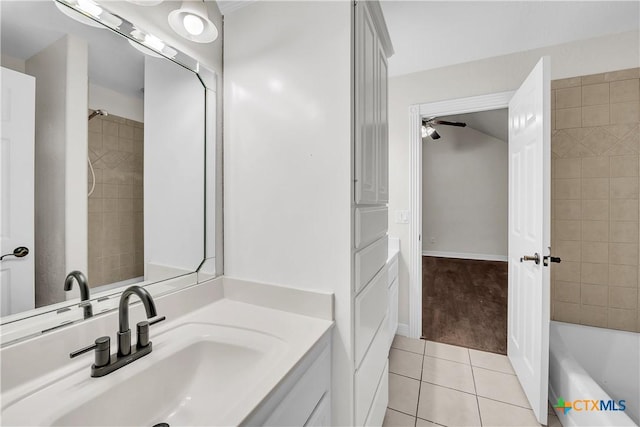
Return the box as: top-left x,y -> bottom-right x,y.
64,271 -> 92,319
117,285 -> 157,356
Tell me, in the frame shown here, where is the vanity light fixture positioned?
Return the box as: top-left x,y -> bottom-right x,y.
125,0 -> 164,5
168,0 -> 218,43
54,0 -> 123,29
129,27 -> 177,59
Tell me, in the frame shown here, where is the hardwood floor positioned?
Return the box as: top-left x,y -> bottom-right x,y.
422,256 -> 508,354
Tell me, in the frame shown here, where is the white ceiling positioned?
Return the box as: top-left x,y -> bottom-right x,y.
440,109 -> 508,142
1,1 -> 145,99
380,1 -> 640,77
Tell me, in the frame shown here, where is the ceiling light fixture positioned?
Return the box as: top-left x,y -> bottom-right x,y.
54,0 -> 123,29
168,0 -> 218,43
125,0 -> 164,5
129,27 -> 177,58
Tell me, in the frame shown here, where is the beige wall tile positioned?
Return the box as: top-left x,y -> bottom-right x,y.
581,262 -> 608,285
555,200 -> 581,220
610,155 -> 639,177
556,107 -> 582,129
582,157 -> 609,178
553,301 -> 581,323
608,308 -> 638,331
611,102 -> 640,124
582,128 -> 617,154
556,261 -> 581,282
581,242 -> 608,263
605,68 -> 640,82
580,304 -> 608,327
609,264 -> 638,287
581,284 -> 608,306
555,158 -> 581,178
552,77 -> 582,89
103,121 -> 118,136
581,178 -> 609,200
609,243 -> 639,265
582,73 -> 606,85
555,220 -> 581,241
609,287 -> 638,310
555,179 -> 581,199
103,183 -> 118,199
556,241 -> 581,262
610,79 -> 640,103
611,199 -> 639,221
582,83 -> 609,106
611,177 -> 639,199
551,89 -> 556,110
555,281 -> 581,303
557,87 -> 582,109
582,220 -> 609,242
610,221 -> 639,243
582,200 -> 609,221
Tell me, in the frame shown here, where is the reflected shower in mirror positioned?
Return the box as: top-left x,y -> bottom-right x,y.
0,0 -> 207,328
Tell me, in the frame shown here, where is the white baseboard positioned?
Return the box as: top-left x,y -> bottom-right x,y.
396,323 -> 410,337
422,250 -> 508,262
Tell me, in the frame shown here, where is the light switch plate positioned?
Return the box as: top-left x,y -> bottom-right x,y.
394,210 -> 409,224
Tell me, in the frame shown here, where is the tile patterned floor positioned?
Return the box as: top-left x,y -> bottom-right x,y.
384,335 -> 563,427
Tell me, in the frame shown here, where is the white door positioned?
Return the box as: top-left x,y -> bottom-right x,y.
0,66 -> 36,316
507,57 -> 551,425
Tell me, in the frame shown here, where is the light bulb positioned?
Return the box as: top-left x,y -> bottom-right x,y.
144,34 -> 165,51
183,14 -> 204,36
77,0 -> 103,17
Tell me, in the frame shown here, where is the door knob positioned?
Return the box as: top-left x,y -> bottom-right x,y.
520,253 -> 540,264
543,255 -> 561,266
0,247 -> 29,261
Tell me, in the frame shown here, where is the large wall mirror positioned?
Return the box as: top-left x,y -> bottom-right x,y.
0,0 -> 217,344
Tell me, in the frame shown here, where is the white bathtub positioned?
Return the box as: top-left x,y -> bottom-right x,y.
549,321 -> 639,426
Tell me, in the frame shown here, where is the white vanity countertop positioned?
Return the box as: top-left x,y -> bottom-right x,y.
0,277 -> 334,426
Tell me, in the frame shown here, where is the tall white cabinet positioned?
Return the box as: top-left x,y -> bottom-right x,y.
353,2 -> 393,426
224,1 -> 393,425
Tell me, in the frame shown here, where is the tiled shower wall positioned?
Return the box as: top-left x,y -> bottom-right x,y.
551,67 -> 640,333
87,113 -> 144,288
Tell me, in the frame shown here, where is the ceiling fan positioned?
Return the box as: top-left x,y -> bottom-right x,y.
421,118 -> 467,140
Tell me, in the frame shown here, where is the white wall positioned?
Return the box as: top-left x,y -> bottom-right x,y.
223,2 -> 353,424
26,35 -> 88,306
390,30 -> 640,328
88,83 -> 143,122
1,54 -> 25,73
422,125 -> 507,260
144,56 -> 205,275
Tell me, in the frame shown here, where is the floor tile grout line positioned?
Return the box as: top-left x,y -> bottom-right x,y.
416,415 -> 447,427
414,346 -> 426,427
477,395 -> 535,411
470,364 -> 517,376
423,352 -> 472,366
469,348 -> 483,427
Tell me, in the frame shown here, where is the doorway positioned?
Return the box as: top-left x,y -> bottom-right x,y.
421,109 -> 509,354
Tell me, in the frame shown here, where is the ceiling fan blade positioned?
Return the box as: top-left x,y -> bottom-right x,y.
433,120 -> 467,127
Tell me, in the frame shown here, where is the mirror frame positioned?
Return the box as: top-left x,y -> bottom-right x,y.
0,0 -> 221,346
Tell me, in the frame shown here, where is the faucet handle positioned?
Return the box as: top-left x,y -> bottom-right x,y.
136,316 -> 166,349
70,336 -> 111,368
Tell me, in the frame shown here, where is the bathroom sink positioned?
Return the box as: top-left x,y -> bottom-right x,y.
2,322 -> 288,426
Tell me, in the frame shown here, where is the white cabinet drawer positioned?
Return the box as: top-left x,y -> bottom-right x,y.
355,314 -> 389,426
355,267 -> 388,368
364,361 -> 388,427
355,207 -> 388,249
387,256 -> 398,287
355,236 -> 388,293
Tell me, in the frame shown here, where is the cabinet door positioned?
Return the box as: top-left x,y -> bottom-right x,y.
355,2 -> 378,204
376,44 -> 389,203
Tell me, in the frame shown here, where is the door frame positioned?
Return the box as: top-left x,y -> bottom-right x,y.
407,90 -> 515,339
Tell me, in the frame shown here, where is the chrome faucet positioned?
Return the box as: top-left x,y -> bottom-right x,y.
70,285 -> 165,377
64,271 -> 92,319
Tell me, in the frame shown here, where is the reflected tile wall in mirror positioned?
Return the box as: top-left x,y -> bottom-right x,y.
87,113 -> 144,289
